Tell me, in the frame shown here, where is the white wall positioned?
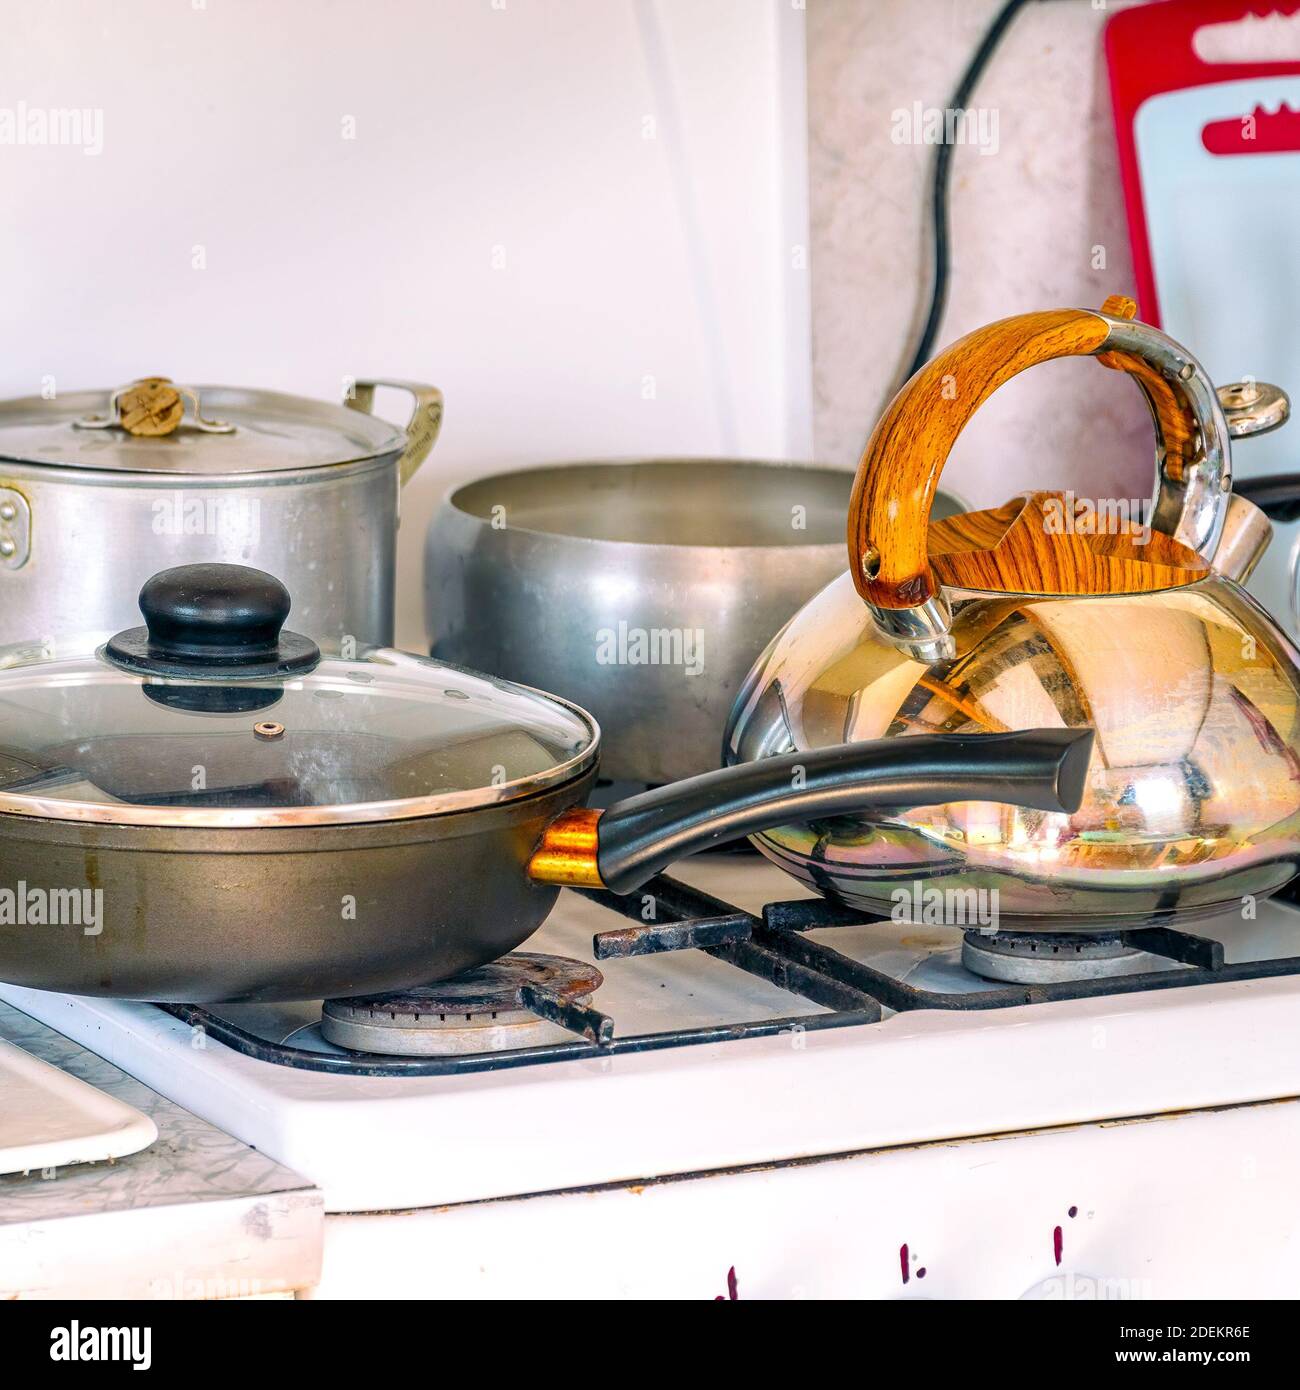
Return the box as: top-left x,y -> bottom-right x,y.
1,0 -> 811,647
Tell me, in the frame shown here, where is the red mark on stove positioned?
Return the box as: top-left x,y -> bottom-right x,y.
1051,1205 -> 1078,1266
715,1266 -> 738,1300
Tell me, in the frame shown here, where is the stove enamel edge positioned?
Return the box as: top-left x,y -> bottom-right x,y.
303,1097 -> 1300,1299
5,975 -> 1300,1214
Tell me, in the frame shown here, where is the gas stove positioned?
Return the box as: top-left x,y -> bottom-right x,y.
123,866 -> 1300,1077
9,855 -> 1300,1298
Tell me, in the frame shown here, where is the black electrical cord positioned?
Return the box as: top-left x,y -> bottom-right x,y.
897,0 -> 1036,387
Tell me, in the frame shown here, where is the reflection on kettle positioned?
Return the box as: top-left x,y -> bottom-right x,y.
727,297 -> 1300,931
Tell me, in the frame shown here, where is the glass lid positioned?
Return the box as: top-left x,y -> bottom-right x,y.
0,566 -> 598,828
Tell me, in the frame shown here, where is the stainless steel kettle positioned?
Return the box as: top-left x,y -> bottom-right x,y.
726,297 -> 1300,930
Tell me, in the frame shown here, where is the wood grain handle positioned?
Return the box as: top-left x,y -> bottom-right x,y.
848,297 -> 1194,608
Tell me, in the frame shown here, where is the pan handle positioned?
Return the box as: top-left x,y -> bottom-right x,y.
1234,473 -> 1300,525
345,378 -> 445,486
528,728 -> 1094,895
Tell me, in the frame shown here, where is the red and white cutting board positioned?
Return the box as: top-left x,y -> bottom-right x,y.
1107,0 -> 1300,627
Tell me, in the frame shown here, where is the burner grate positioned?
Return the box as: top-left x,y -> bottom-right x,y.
159,874 -> 1300,1077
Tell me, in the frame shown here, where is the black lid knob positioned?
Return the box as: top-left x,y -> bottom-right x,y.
105,564 -> 320,680
139,564 -> 290,660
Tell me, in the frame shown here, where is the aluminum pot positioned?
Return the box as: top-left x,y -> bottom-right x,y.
0,562 -> 1089,1002
425,458 -> 967,785
0,375 -> 443,648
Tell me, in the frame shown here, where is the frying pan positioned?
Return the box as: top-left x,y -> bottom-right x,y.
0,565 -> 1092,1002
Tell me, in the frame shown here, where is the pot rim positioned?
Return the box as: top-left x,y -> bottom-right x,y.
441,457 -> 858,551
0,450 -> 401,488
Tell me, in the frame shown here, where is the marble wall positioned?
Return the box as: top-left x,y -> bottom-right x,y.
807,0 -> 1154,507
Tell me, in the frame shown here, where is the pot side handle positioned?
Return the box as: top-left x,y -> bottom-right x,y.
346,379 -> 444,486
528,728 -> 1094,896
848,297 -> 1227,629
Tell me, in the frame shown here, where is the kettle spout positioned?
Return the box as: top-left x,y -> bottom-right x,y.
1207,493 -> 1273,584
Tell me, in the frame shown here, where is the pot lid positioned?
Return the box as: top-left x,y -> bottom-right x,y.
0,381 -> 407,476
0,565 -> 598,828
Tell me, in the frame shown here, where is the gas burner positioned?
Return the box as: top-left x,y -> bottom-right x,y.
321,953 -> 605,1057
961,931 -> 1159,984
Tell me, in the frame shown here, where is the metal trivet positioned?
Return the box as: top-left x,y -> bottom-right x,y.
159,874 -> 1300,1078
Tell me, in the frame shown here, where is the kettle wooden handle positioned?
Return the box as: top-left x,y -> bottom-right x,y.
848,296 -> 1200,607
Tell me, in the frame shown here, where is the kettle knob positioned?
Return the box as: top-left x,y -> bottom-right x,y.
1217,380 -> 1290,439
105,564 -> 320,679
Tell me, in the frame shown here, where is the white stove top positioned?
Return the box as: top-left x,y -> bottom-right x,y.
6,856 -> 1300,1215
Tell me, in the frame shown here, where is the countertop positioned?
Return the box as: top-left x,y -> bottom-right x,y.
0,1000 -> 322,1299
